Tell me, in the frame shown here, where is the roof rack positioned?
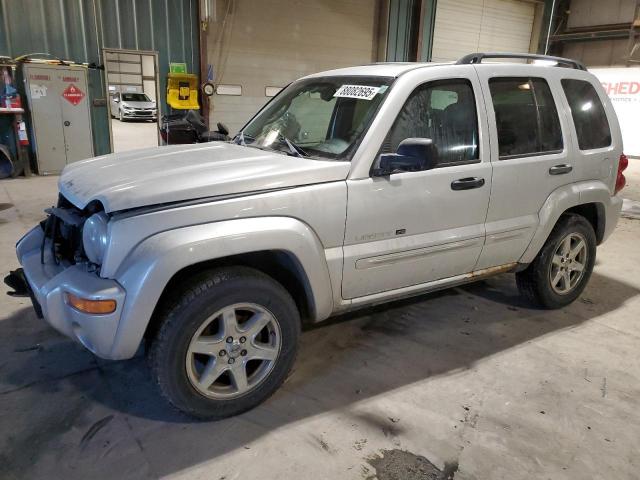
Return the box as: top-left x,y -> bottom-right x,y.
456,52 -> 586,71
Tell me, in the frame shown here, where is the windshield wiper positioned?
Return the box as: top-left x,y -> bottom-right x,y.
277,134 -> 308,157
235,131 -> 308,157
234,132 -> 250,146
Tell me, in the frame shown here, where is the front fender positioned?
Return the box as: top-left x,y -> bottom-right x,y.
519,181 -> 621,264
108,216 -> 334,359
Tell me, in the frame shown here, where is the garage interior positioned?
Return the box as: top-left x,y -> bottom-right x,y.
2,0 -> 640,479
105,49 -> 160,152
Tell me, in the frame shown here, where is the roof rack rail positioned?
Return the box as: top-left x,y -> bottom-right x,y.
456,52 -> 586,71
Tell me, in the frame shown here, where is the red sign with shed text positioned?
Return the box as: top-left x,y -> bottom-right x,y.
591,67 -> 640,157
62,84 -> 85,106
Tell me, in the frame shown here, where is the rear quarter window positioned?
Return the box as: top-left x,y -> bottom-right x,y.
561,79 -> 612,150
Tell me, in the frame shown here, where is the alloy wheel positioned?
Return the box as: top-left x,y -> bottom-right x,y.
549,232 -> 588,295
185,303 -> 281,399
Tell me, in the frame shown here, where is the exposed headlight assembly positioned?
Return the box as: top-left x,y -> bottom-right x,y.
82,212 -> 109,264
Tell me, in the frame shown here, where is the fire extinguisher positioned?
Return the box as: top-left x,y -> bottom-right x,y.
16,120 -> 28,146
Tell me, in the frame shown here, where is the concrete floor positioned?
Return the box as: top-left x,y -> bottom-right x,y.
1,164 -> 640,479
111,118 -> 159,153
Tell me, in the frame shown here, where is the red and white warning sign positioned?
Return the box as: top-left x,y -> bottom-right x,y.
62,84 -> 85,106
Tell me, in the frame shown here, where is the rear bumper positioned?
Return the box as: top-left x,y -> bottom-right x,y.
14,227 -> 126,359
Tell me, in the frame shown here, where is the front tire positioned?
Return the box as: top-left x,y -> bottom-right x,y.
516,214 -> 596,309
148,267 -> 300,419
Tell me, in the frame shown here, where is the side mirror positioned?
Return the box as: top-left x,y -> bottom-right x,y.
217,122 -> 229,136
372,138 -> 437,176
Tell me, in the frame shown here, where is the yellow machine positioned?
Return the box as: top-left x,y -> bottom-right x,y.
166,72 -> 199,109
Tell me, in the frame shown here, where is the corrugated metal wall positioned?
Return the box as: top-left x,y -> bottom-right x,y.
559,0 -> 636,66
431,0 -> 535,62
0,0 -> 199,155
207,0 -> 378,133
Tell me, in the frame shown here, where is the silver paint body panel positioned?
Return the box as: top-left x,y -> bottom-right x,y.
16,61 -> 623,360
59,142 -> 351,212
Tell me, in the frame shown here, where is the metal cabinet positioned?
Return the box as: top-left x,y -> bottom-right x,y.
23,63 -> 93,174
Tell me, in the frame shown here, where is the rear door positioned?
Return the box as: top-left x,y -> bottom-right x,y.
474,67 -> 575,269
342,70 -> 492,299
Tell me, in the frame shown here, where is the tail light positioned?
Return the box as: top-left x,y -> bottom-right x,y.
615,153 -> 628,195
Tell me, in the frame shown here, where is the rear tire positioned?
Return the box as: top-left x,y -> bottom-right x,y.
516,214 -> 596,309
148,267 -> 300,419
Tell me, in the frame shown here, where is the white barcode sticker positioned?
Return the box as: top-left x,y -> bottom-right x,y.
334,84 -> 381,100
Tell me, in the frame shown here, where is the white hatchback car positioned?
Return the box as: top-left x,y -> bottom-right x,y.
7,53 -> 627,419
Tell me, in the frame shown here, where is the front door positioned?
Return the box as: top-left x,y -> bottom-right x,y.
342,75 -> 492,299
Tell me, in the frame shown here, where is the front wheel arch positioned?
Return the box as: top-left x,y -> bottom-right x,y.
144,250 -> 315,343
107,217 -> 334,360
147,265 -> 301,418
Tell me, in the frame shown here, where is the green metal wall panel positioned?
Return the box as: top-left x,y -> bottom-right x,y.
418,0 -> 437,61
387,0 -> 417,61
0,0 -> 199,155
386,0 -> 437,62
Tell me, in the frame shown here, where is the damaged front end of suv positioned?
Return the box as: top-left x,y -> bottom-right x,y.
5,194 -> 125,356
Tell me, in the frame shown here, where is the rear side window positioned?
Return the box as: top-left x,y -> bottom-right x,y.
489,77 -> 563,159
561,79 -> 612,150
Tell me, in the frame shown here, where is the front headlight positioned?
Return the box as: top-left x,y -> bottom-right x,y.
82,212 -> 109,264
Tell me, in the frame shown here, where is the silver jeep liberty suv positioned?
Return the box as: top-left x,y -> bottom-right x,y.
6,53 -> 627,419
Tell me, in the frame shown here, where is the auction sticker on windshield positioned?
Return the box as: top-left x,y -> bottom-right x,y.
334,85 -> 381,100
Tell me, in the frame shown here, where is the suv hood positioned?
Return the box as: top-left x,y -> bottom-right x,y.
59,142 -> 350,212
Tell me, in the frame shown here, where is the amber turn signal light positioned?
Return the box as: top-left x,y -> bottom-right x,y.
66,293 -> 117,314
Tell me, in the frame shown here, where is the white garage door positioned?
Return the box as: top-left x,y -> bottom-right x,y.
209,0 -> 376,134
431,0 -> 535,62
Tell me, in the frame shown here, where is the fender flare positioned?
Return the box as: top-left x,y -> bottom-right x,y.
108,216 -> 334,359
519,181 -> 612,264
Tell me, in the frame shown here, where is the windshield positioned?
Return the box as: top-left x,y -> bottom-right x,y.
239,76 -> 394,161
122,93 -> 151,102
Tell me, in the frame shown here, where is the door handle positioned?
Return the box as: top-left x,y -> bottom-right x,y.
549,164 -> 572,175
63,120 -> 71,127
451,177 -> 485,190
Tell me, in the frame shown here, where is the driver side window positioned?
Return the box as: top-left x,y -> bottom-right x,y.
381,79 -> 479,168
